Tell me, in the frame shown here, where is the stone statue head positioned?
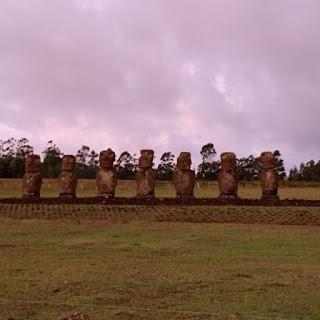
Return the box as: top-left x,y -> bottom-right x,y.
220,152 -> 236,171
177,152 -> 192,170
25,154 -> 41,173
99,149 -> 116,169
260,151 -> 275,169
138,149 -> 154,169
61,155 -> 76,171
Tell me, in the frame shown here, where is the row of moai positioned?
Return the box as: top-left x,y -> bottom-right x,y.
22,150 -> 279,200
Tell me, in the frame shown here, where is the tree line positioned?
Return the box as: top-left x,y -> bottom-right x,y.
1,137 -> 317,181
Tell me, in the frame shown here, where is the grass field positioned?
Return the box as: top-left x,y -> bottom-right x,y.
1,180 -> 320,319
1,219 -> 320,319
1,179 -> 320,199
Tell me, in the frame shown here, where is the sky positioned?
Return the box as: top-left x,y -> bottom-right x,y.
0,0 -> 319,170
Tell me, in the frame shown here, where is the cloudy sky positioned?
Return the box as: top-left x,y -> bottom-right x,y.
0,0 -> 319,170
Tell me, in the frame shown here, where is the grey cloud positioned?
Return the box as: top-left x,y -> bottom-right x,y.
0,0 -> 319,169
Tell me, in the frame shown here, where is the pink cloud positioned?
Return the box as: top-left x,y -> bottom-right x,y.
1,0 -> 319,169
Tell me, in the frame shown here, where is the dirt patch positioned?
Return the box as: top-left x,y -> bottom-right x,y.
1,196 -> 320,206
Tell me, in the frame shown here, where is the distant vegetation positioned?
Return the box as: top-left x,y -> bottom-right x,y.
0,137 -> 318,181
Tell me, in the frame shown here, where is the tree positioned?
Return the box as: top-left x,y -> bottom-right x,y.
0,139 -> 13,178
288,166 -> 302,181
8,157 -> 25,178
197,143 -> 219,180
157,152 -> 176,180
289,160 -> 320,181
273,150 -> 286,180
0,137 -> 16,157
0,137 -> 34,178
15,138 -> 34,158
200,143 -> 216,162
76,145 -> 91,168
237,155 -> 260,181
303,160 -> 320,181
11,138 -> 34,177
116,151 -> 137,179
0,139 -> 5,157
42,140 -> 62,178
0,156 -> 12,178
75,145 -> 99,178
88,150 -> 99,167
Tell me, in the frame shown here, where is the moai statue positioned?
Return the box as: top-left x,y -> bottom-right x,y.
136,149 -> 157,198
22,154 -> 42,198
96,149 -> 118,198
218,152 -> 239,200
260,151 -> 279,200
173,152 -> 195,198
59,155 -> 77,198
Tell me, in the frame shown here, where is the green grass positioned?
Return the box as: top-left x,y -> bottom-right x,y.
1,179 -> 320,199
1,219 -> 320,319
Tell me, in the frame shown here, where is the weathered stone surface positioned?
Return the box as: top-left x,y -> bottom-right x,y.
59,155 -> 77,198
22,154 -> 42,198
96,149 -> 117,198
173,152 -> 195,198
218,152 -> 239,200
260,151 -> 279,200
136,149 -> 157,198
